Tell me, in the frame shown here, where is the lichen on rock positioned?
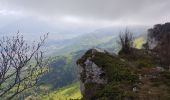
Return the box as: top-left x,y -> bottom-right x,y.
77,49 -> 108,99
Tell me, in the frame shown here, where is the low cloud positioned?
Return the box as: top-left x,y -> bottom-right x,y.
0,0 -> 170,26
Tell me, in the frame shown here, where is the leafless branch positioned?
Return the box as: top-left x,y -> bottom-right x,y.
0,33 -> 49,99
118,29 -> 134,54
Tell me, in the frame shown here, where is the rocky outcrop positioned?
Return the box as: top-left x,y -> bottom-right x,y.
77,47 -> 170,100
77,49 -> 108,99
77,48 -> 139,100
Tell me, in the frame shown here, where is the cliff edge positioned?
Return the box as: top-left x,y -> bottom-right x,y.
77,48 -> 170,100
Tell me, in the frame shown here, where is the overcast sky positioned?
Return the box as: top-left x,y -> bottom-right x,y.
0,0 -> 169,34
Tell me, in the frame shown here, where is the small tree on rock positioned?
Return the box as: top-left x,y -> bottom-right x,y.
118,29 -> 134,55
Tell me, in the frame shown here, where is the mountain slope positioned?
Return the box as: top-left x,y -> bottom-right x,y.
47,26 -> 148,56
42,82 -> 81,100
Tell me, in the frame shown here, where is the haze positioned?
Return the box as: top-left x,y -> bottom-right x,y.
0,0 -> 169,39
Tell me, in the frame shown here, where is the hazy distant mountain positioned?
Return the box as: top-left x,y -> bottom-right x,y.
0,17 -> 99,41
0,17 -> 148,56
46,25 -> 148,56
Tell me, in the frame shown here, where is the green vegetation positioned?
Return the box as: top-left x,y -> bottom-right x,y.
78,49 -> 141,99
39,52 -> 80,90
21,49 -> 88,100
92,52 -> 138,82
41,82 -> 82,100
78,47 -> 170,99
134,37 -> 146,49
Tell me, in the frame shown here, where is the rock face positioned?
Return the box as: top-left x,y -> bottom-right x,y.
78,59 -> 107,93
77,49 -> 108,99
84,59 -> 106,84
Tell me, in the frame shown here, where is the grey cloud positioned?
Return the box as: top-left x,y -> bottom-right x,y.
0,0 -> 170,25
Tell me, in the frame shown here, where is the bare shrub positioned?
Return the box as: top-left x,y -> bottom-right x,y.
0,33 -> 48,99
